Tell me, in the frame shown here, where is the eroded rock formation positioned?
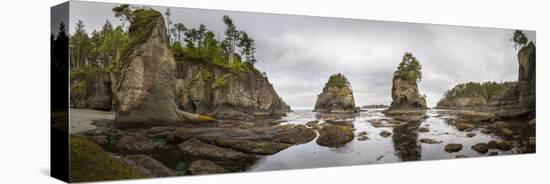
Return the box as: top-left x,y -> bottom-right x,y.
175,62 -> 291,120
484,42 -> 536,118
113,9 -> 182,127
389,76 -> 427,110
313,73 -> 356,113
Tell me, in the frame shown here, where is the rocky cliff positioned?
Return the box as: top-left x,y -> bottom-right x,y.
175,62 -> 290,120
435,82 -> 515,109
113,9 -> 183,127
388,76 -> 427,110
484,42 -> 536,118
313,73 -> 356,113
436,96 -> 487,109
70,69 -> 113,111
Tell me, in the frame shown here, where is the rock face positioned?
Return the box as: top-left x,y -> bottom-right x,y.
175,62 -> 290,120
113,9 -> 183,127
313,73 -> 356,113
389,76 -> 427,110
436,96 -> 487,109
484,42 -> 536,118
70,71 -> 113,110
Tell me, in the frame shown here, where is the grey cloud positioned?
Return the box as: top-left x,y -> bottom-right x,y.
69,1 -> 536,108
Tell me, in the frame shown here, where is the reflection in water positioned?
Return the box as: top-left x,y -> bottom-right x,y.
248,109 -> 527,172
392,120 -> 421,161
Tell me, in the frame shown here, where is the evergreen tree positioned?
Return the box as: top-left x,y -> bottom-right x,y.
238,31 -> 256,64
222,15 -> 241,64
70,20 -> 91,69
511,30 -> 528,50
394,52 -> 422,83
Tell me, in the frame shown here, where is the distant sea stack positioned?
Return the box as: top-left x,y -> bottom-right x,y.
388,53 -> 427,110
313,73 -> 356,113
113,9 -> 183,127
484,42 -> 536,118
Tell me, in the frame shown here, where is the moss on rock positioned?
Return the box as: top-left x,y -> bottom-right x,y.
69,136 -> 145,182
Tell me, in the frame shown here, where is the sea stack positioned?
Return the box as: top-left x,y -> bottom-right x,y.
484,42 -> 536,118
113,9 -> 182,127
313,73 -> 356,113
387,53 -> 427,110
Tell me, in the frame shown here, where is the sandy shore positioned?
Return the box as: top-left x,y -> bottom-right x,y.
69,108 -> 114,134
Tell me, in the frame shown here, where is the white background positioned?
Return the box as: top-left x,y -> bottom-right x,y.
0,0 -> 547,183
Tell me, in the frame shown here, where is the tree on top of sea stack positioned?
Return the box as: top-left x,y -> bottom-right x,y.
388,52 -> 427,110
313,73 -> 357,113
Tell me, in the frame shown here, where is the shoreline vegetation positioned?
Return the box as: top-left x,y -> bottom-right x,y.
53,5 -> 536,182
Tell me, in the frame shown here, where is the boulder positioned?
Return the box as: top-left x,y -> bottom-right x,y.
496,141 -> 513,151
124,154 -> 177,177
379,131 -> 392,137
116,135 -> 156,153
316,124 -> 355,147
420,138 -> 442,144
313,73 -> 356,113
466,133 -> 477,138
69,136 -> 145,182
178,138 -> 256,161
471,143 -> 489,154
455,123 -> 475,132
187,160 -> 227,175
444,143 -> 463,153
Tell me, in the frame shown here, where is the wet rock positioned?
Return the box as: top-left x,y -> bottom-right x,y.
489,152 -> 499,156
455,111 -> 496,122
206,139 -> 291,155
187,160 -> 227,175
170,124 -> 316,147
357,135 -> 369,141
316,124 -> 355,148
491,121 -> 509,130
90,135 -> 109,146
471,143 -> 489,154
357,131 -> 369,141
499,128 -> 514,136
455,123 -> 475,132
306,120 -> 319,127
456,155 -> 468,158
466,133 -> 477,138
379,131 -> 392,137
313,73 -> 356,113
444,143 -> 463,153
69,136 -> 145,182
496,141 -> 513,151
481,128 -> 493,134
420,138 -> 442,144
370,119 -> 388,128
125,155 -> 177,177
178,138 -> 256,161
116,135 -> 156,153
488,140 -> 498,149
417,127 -> 430,133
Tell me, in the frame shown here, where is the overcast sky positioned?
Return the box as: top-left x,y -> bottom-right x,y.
57,1 -> 536,109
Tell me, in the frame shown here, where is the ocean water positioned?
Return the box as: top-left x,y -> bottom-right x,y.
248,109 -> 513,171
